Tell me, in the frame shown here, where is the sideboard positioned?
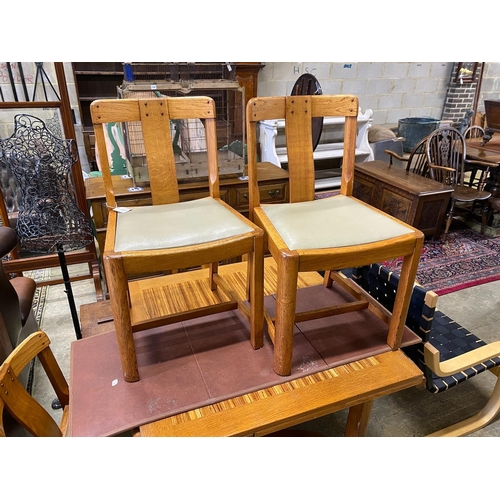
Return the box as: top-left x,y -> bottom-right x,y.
85,162 -> 289,253
353,161 -> 453,239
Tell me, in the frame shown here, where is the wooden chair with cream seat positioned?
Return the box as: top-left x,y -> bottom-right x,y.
0,330 -> 69,437
91,96 -> 264,382
246,94 -> 424,376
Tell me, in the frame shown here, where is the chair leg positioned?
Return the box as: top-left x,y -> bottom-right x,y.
104,255 -> 139,382
209,262 -> 218,291
481,200 -> 489,235
386,236 -> 423,350
428,372 -> 500,437
247,232 -> 264,350
442,200 -> 456,242
273,250 -> 300,376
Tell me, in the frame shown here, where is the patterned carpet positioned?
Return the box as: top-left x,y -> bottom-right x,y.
24,268 -> 50,395
381,222 -> 500,295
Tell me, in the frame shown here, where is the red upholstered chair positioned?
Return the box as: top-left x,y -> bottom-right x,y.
0,226 -> 38,385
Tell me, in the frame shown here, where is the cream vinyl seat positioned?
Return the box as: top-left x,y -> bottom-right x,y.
91,96 -> 264,382
246,94 -> 424,376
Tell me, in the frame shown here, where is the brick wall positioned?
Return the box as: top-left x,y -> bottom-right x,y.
441,62 -> 482,125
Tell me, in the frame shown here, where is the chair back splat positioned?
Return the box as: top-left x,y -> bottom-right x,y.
247,94 -> 424,376
92,96 -> 264,382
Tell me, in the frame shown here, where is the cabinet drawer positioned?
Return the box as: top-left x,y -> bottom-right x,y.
235,182 -> 288,210
98,196 -> 153,227
179,188 -> 230,205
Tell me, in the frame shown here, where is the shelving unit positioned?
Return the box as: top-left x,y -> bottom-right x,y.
72,63 -> 265,171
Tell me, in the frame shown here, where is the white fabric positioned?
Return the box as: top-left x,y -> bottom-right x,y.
114,197 -> 253,252
261,195 -> 414,250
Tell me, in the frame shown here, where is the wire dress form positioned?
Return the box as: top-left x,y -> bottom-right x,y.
0,114 -> 93,253
0,115 -> 94,341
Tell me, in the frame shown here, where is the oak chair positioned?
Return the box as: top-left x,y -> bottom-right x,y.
426,127 -> 491,240
91,97 -> 264,382
246,94 -> 424,376
0,330 -> 69,437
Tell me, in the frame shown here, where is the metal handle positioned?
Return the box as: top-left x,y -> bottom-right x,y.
243,189 -> 281,200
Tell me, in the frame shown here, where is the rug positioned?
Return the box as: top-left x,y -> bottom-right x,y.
381,222 -> 500,295
23,268 -> 50,395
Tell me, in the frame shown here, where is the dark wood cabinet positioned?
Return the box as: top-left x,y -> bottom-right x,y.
353,161 -> 453,239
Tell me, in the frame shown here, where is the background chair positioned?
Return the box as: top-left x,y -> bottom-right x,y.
352,263 -> 500,436
246,94 -> 424,376
0,330 -> 69,437
463,125 -> 493,190
91,96 -> 264,382
0,226 -> 38,387
385,137 -> 430,176
426,127 -> 491,240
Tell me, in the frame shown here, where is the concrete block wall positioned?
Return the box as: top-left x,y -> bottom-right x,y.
257,62 -> 500,127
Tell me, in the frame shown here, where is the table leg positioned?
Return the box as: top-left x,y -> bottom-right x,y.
344,400 -> 374,436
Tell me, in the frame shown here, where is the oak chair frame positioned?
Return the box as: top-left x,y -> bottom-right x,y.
0,330 -> 69,437
91,97 -> 264,382
246,94 -> 424,376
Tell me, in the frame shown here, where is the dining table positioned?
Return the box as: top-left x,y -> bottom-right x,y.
465,135 -> 500,192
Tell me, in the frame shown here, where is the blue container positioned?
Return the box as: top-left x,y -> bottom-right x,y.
398,117 -> 440,153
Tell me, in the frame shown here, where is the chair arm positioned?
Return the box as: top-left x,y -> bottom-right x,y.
424,341 -> 500,377
464,158 -> 496,168
384,150 -> 407,162
428,163 -> 455,173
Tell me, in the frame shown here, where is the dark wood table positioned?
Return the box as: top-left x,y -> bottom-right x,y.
354,160 -> 453,239
466,137 -> 500,192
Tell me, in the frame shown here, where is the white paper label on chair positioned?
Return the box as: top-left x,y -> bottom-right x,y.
113,207 -> 132,213
127,187 -> 144,193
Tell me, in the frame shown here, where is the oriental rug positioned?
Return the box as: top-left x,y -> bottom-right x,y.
381,222 -> 500,295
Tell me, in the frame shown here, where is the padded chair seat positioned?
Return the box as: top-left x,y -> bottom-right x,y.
261,195 -> 414,250
114,197 -> 253,252
10,277 -> 37,326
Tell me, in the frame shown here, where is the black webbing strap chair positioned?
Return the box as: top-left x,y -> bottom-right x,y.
351,263 -> 500,436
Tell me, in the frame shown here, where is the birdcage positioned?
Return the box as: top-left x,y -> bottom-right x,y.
122,62 -> 236,83
116,63 -> 245,186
